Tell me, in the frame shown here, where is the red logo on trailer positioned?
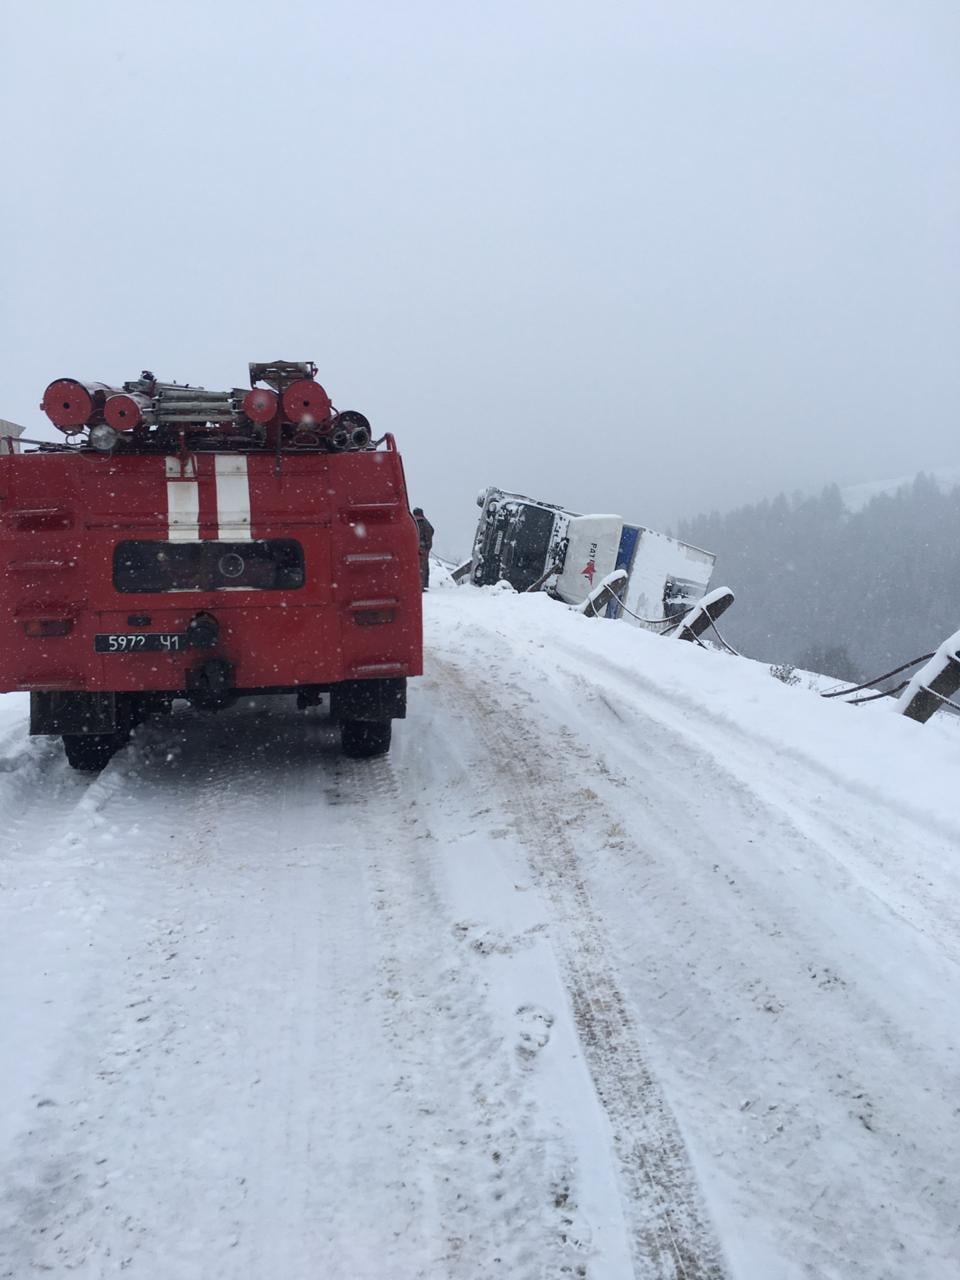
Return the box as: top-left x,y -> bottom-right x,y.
580,540 -> 600,585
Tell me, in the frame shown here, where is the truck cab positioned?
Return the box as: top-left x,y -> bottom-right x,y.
470,486 -> 716,628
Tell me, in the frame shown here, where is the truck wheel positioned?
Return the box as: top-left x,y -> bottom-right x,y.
340,719 -> 392,758
62,731 -> 127,772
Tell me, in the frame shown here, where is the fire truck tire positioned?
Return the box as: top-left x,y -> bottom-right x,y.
340,719 -> 392,758
62,731 -> 128,772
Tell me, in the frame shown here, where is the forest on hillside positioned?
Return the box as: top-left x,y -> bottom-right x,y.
677,475 -> 960,680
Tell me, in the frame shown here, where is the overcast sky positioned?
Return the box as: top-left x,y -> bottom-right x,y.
3,0 -> 958,557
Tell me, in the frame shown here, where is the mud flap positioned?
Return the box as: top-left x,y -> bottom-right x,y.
31,690 -> 122,736
186,658 -> 236,710
330,677 -> 406,722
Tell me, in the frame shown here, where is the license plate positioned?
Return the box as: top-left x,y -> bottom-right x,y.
95,632 -> 187,653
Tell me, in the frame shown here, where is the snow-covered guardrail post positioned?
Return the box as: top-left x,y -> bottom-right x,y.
674,586 -> 736,644
894,627 -> 960,724
578,569 -> 629,617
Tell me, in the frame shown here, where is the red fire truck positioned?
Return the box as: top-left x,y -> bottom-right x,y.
0,362 -> 423,769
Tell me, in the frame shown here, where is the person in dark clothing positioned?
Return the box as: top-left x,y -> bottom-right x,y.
413,507 -> 434,590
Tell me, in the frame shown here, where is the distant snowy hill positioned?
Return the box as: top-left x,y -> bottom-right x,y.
840,467 -> 960,513
679,468 -> 960,676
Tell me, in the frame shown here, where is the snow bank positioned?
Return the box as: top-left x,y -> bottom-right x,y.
456,588 -> 960,838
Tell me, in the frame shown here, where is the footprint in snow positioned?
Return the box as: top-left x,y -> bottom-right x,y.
515,1004 -> 554,1061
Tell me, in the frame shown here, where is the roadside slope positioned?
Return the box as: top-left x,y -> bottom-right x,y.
428,588 -> 960,1278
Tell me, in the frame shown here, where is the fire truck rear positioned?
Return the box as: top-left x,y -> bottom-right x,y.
0,362 -> 423,769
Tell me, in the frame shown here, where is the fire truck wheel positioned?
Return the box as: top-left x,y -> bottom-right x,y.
340,719 -> 392,758
61,731 -> 128,772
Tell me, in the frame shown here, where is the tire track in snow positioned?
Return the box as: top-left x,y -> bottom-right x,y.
546,638 -> 960,968
338,752 -> 584,1280
551,632 -> 960,852
432,656 -> 728,1280
2,696 -> 605,1278
540,657 -> 960,1278
439,602 -> 960,1278
2,705 -> 420,1277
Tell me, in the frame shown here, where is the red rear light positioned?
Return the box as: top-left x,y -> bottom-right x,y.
22,619 -> 73,637
349,598 -> 398,626
341,501 -> 402,524
353,608 -> 397,627
7,508 -> 73,531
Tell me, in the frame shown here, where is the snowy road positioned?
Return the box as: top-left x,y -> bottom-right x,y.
3,586 -> 960,1278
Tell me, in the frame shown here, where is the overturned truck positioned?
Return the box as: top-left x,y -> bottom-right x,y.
469,487 -> 717,629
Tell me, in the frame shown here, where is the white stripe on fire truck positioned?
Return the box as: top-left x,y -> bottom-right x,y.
214,454 -> 252,540
164,455 -> 200,542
